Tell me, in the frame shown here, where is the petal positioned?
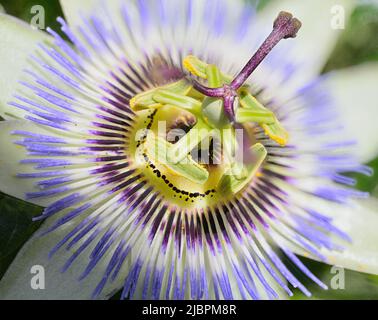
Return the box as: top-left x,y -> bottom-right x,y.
292,197 -> 378,276
324,198 -> 378,275
325,62 -> 378,163
0,14 -> 52,119
60,0 -> 101,27
0,213 -> 128,299
0,120 -> 62,207
258,0 -> 355,81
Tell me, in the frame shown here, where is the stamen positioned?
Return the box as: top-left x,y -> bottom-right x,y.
218,143 -> 267,194
153,89 -> 202,113
143,136 -> 209,184
130,79 -> 192,110
183,55 -> 208,79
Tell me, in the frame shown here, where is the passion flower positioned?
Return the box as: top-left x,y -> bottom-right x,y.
0,0 -> 378,300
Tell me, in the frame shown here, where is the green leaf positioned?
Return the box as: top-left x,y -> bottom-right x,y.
1,0 -> 64,34
356,157 -> 378,192
0,192 -> 42,280
324,3 -> 378,72
342,157 -> 378,193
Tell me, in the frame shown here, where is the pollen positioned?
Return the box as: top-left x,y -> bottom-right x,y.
129,96 -> 137,110
183,55 -> 207,78
262,121 -> 289,146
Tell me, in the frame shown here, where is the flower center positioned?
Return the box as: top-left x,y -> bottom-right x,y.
127,12 -> 301,208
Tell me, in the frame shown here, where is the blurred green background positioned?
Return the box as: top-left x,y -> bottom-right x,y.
0,0 -> 378,299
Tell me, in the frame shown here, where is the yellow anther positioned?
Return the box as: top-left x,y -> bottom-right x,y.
183,55 -> 207,79
129,96 -> 137,110
262,121 -> 289,146
256,171 -> 263,178
129,88 -> 158,111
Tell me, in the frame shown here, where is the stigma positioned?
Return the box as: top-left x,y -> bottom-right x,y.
187,11 -> 301,122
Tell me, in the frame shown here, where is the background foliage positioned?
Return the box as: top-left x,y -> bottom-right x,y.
0,0 -> 377,299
